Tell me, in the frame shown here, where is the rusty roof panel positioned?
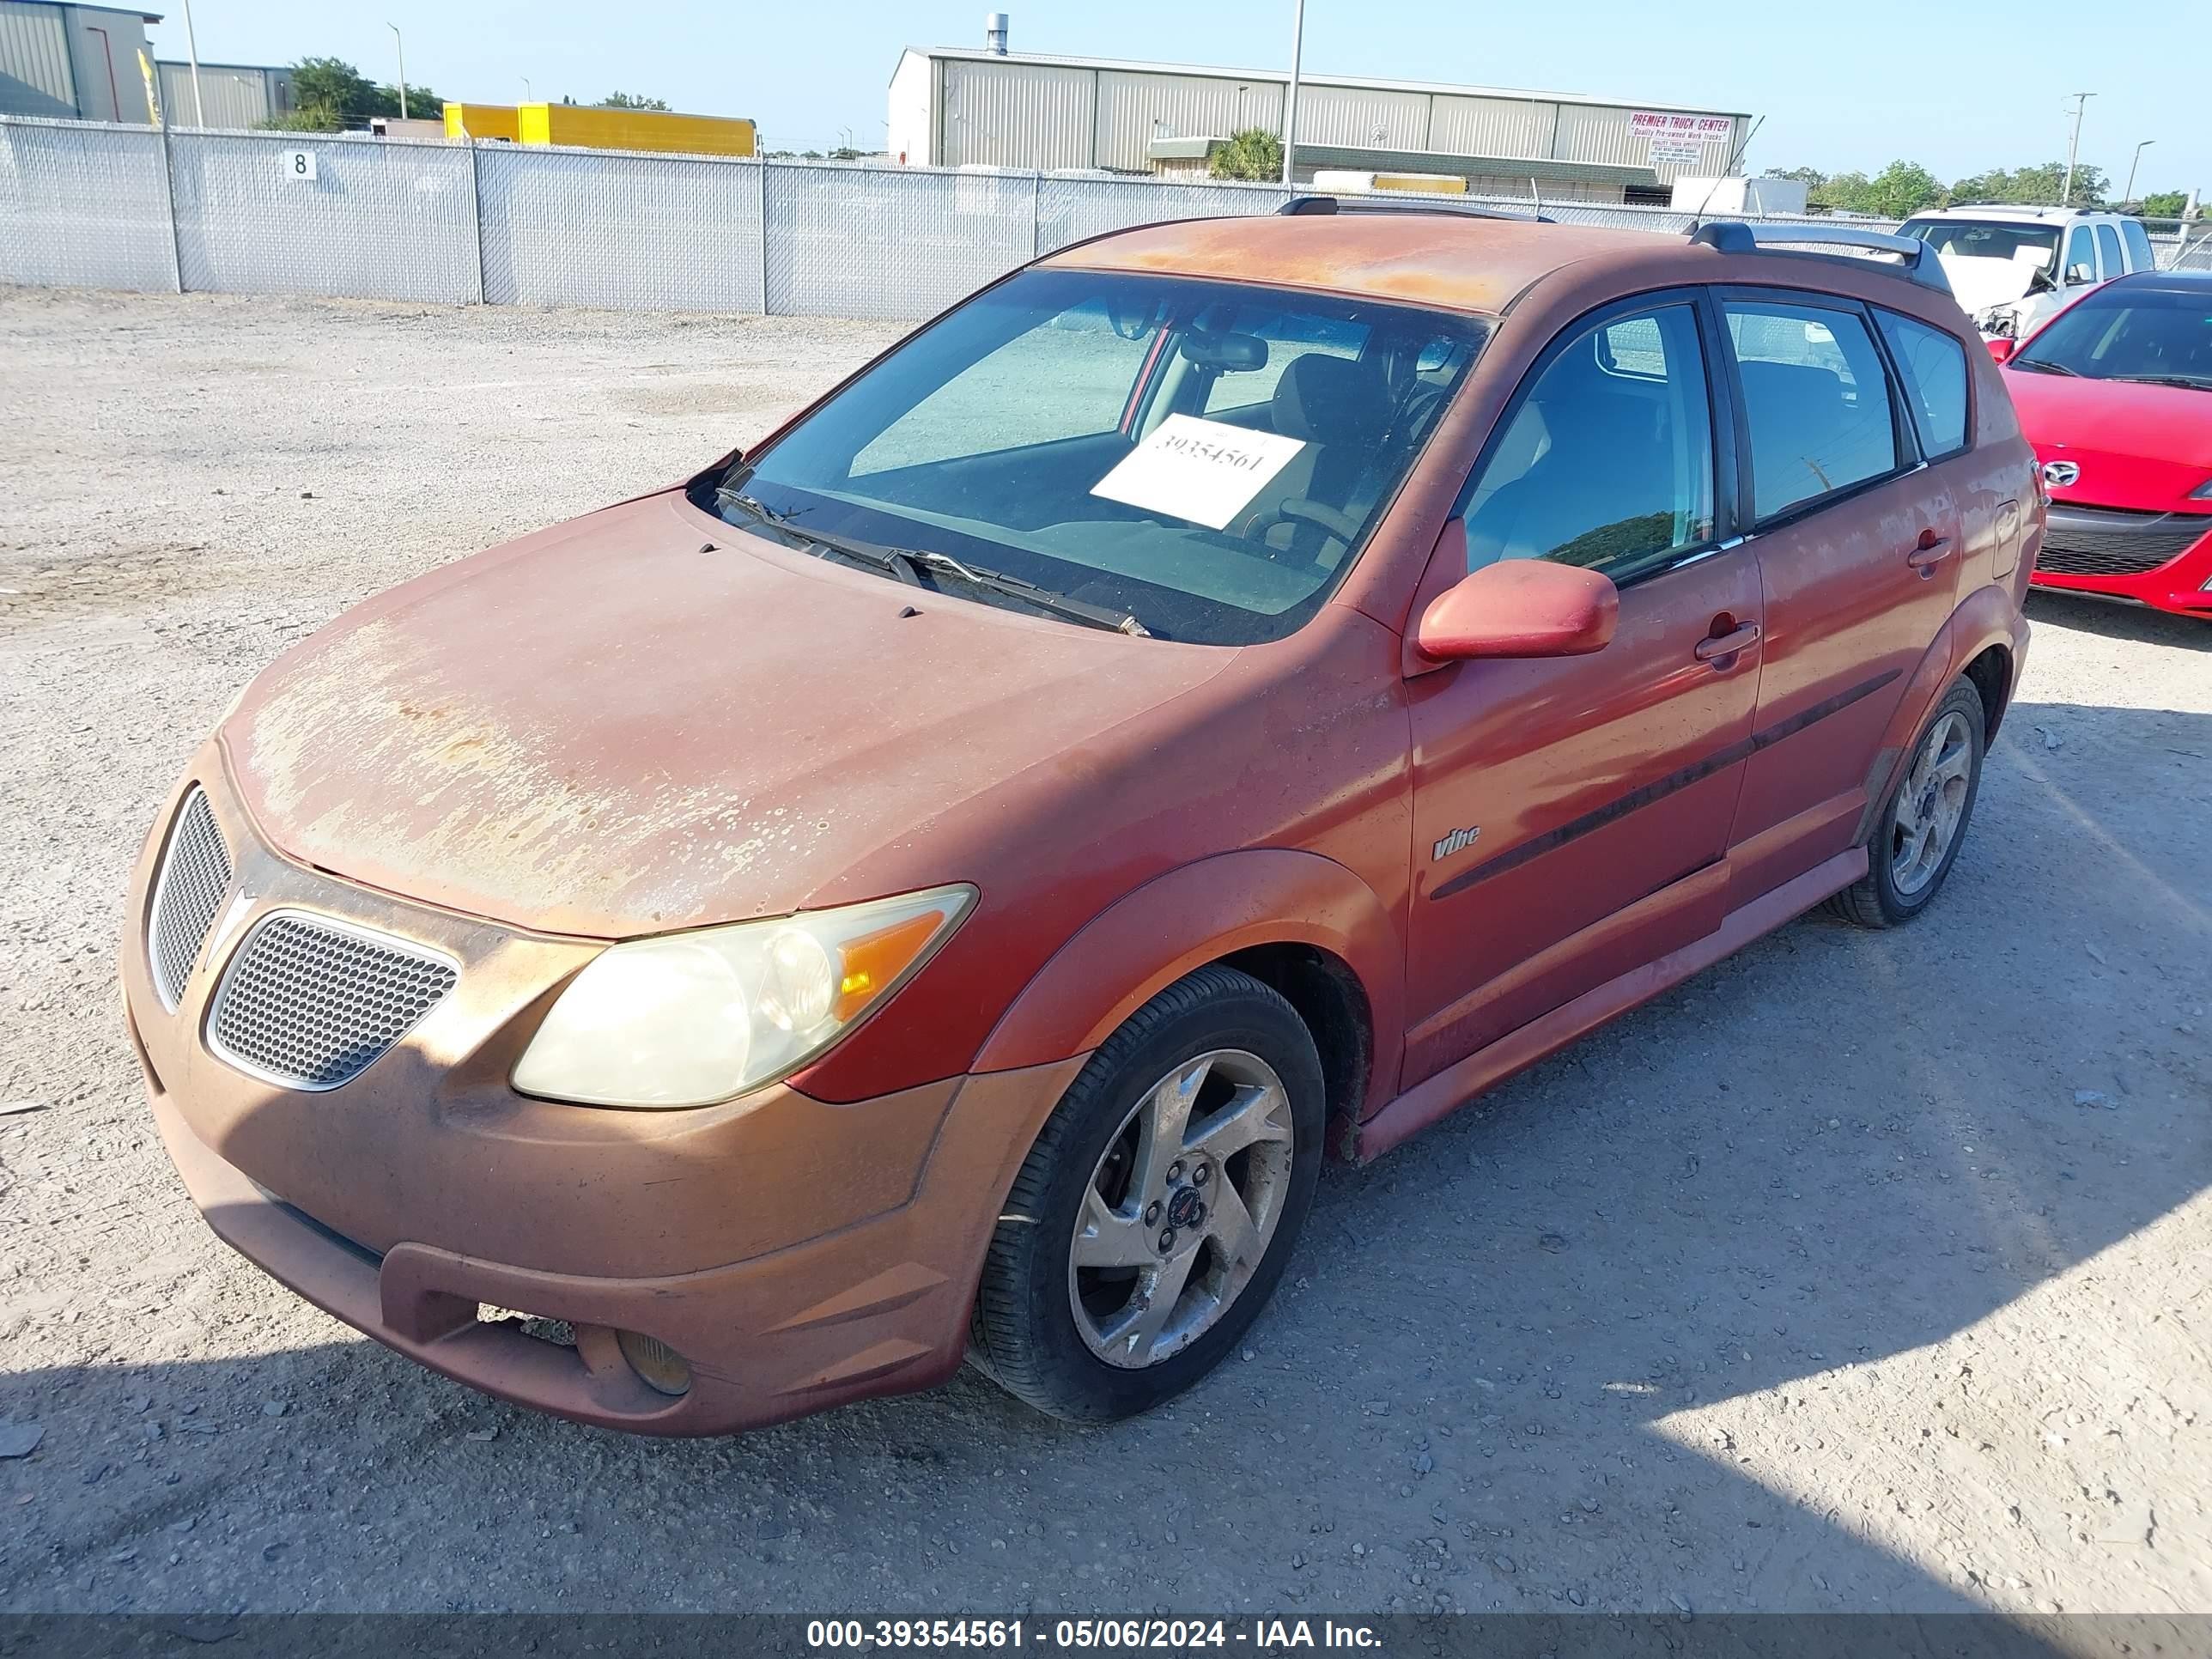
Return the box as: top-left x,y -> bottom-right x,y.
1042,213 -> 1662,315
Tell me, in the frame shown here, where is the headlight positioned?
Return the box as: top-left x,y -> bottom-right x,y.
2190,478 -> 2212,501
512,884 -> 975,1108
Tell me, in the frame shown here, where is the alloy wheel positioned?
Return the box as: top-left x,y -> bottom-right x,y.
1066,1048 -> 1296,1370
1890,709 -> 1975,897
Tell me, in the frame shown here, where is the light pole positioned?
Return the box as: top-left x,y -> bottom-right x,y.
2124,139 -> 2154,209
2060,91 -> 2094,206
389,23 -> 406,119
179,0 -> 204,125
1280,0 -> 1305,186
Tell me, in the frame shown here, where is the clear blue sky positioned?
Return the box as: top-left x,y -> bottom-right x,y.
154,0 -> 2202,197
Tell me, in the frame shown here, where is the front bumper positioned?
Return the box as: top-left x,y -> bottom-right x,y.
122,750 -> 1084,1435
2031,501 -> 2212,617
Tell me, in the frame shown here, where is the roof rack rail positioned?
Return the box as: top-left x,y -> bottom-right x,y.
1688,220 -> 1952,295
1279,194 -> 1555,225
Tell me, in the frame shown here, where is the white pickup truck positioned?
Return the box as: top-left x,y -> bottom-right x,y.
1898,205 -> 2159,343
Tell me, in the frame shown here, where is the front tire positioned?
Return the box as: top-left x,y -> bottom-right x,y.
1826,680 -> 1986,928
969,965 -> 1324,1423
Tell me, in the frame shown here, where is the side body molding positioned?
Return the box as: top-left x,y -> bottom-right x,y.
972,848 -> 1405,1121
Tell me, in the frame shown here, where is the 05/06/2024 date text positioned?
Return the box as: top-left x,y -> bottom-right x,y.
805,1619 -> 1385,1650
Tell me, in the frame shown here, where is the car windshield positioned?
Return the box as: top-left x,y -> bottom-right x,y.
2012,284 -> 2212,387
1901,220 -> 2060,277
702,268 -> 1489,644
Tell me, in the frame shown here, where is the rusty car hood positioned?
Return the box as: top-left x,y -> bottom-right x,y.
220,491 -> 1232,938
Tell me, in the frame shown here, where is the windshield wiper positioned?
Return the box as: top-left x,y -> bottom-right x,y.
717,486 -> 1149,636
715,487 -> 923,586
2009,358 -> 2078,376
2111,374 -> 2212,392
898,548 -> 1152,638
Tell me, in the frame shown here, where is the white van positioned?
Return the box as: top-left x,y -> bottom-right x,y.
1897,205 -> 2159,342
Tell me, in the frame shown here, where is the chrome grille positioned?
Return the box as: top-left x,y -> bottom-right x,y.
207,911 -> 458,1091
148,787 -> 233,1010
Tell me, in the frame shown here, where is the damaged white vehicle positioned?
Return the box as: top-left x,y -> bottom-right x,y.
1899,206 -> 2157,343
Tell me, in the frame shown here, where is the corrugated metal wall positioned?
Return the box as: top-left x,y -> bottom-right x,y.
939,58 -> 1093,169
1554,102 -> 1742,185
918,57 -> 1745,191
1295,83 -> 1431,150
1093,70 -> 1279,169
1430,94 -> 1555,159
0,1 -> 76,118
156,64 -> 276,130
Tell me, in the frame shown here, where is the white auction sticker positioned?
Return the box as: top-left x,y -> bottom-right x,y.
1091,414 -> 1306,531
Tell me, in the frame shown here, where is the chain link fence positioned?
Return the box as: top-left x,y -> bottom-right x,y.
9,114 -> 2201,320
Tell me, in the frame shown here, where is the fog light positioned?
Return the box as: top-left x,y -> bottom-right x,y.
616,1328 -> 692,1396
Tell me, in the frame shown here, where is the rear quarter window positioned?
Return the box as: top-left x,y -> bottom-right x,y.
2119,218 -> 2155,271
1875,309 -> 1970,459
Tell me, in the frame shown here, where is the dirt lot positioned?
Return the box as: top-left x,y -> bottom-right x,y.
0,287 -> 2206,1618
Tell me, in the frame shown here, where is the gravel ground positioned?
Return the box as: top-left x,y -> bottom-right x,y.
1,288 -> 2207,1619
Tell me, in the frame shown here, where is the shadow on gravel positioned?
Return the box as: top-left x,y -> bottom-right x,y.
2025,589 -> 2212,652
4,703 -> 2206,1620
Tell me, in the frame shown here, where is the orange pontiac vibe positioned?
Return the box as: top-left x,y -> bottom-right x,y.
124,205 -> 2036,1431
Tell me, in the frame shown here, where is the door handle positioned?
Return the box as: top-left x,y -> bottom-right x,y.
1906,530 -> 1954,573
1694,622 -> 1762,663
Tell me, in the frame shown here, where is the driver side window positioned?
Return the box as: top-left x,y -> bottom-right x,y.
1460,303 -> 1717,584
2063,227 -> 2097,285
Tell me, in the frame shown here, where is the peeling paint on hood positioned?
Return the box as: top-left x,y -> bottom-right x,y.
222,492 -> 1231,938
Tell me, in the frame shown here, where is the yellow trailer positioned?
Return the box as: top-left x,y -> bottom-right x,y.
443,102 -> 521,142
514,104 -> 757,157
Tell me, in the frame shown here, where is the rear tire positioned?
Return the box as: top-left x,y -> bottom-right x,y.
1826,680 -> 1986,929
969,965 -> 1323,1423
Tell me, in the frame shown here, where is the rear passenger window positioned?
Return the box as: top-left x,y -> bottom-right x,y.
1459,304 -> 1715,582
1875,309 -> 1969,459
2120,218 -> 2155,271
2094,224 -> 2123,279
1723,301 -> 1900,521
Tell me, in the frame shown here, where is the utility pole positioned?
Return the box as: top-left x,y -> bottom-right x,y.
2060,92 -> 2094,207
389,24 -> 407,119
179,0 -> 204,125
2123,139 -> 2154,209
1280,0 -> 1304,187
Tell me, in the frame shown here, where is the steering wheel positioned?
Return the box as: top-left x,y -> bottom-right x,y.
1244,496 -> 1364,562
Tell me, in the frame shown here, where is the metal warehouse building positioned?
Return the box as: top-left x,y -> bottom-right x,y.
888,37 -> 1750,204
155,58 -> 293,127
0,0 -> 157,123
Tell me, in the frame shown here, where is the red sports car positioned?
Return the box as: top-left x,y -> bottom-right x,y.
1999,269 -> 2212,617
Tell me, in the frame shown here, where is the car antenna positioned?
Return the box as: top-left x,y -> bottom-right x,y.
1689,113 -> 1765,233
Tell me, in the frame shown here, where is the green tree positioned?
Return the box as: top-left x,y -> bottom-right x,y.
1808,168 -> 1871,212
1860,159 -> 1944,218
274,55 -> 440,129
2136,190 -> 2191,219
599,91 -> 671,111
1208,127 -> 1283,183
1948,161 -> 2107,208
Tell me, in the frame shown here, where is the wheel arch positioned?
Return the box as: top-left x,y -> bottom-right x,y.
971,848 -> 1402,1129
1855,588 -> 2027,845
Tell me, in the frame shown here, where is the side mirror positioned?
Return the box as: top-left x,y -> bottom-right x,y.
1986,337 -> 2018,364
1414,559 -> 1619,663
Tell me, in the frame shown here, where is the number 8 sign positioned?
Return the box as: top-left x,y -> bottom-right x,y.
283,149 -> 318,182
